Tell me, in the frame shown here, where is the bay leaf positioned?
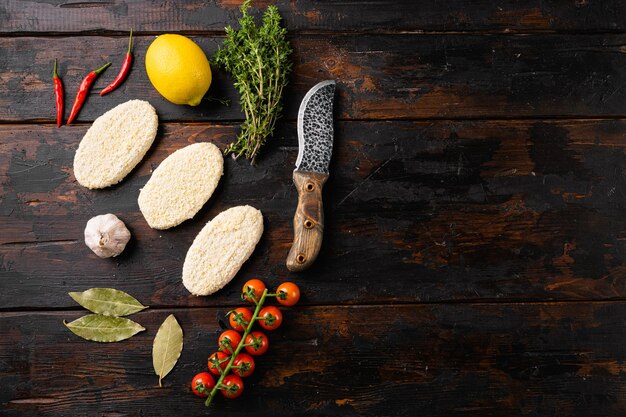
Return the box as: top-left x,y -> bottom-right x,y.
68,288 -> 148,317
152,314 -> 183,387
64,314 -> 145,342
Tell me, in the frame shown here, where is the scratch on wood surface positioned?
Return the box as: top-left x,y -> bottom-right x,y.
7,163 -> 46,175
9,397 -> 57,405
337,158 -> 392,206
59,2 -> 113,8
0,239 -> 78,248
25,175 -> 69,183
544,278 -> 583,291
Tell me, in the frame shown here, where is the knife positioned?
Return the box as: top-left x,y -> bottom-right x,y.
286,80 -> 336,272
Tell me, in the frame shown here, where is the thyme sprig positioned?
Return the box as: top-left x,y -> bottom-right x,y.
214,0 -> 292,164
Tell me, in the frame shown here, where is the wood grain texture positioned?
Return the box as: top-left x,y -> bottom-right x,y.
1,303 -> 625,417
3,3 -> 626,416
6,34 -> 626,123
286,171 -> 328,272
2,120 -> 626,309
2,0 -> 626,34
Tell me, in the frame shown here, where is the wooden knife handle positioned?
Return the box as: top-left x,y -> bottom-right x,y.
287,171 -> 329,272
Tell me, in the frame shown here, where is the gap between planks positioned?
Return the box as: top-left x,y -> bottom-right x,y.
1,299 -> 626,315
7,115 -> 626,126
3,30 -> 626,38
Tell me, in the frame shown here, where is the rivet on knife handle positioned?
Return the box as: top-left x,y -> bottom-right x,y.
286,171 -> 328,271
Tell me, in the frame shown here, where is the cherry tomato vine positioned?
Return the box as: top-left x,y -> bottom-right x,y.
191,280 -> 300,407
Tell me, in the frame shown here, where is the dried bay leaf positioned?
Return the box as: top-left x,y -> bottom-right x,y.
68,288 -> 148,317
64,314 -> 145,342
152,314 -> 183,387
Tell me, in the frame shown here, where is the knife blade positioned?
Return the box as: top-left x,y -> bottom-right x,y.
286,80 -> 336,272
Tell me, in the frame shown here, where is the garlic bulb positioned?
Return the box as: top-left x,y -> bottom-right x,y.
84,214 -> 131,258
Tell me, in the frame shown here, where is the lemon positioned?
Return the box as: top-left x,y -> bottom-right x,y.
145,34 -> 212,106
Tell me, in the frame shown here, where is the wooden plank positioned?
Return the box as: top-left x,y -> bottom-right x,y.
4,34 -> 626,123
3,0 -> 626,34
2,120 -> 626,309
1,303 -> 625,416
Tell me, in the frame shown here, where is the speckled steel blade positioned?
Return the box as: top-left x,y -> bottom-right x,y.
295,80 -> 336,173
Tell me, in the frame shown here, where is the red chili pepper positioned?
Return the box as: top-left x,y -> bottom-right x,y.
67,62 -> 111,125
53,59 -> 64,128
100,30 -> 133,96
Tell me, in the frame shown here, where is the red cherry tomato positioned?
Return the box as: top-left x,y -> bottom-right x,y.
221,374 -> 244,399
244,331 -> 269,356
191,372 -> 215,398
208,351 -> 230,376
242,279 -> 266,303
276,282 -> 300,306
218,330 -> 242,354
232,353 -> 256,378
229,307 -> 253,331
258,306 -> 283,331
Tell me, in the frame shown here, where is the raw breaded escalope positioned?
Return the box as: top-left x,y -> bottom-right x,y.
138,142 -> 224,229
73,100 -> 158,189
183,206 -> 263,296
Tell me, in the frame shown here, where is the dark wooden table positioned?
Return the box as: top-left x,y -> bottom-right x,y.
2,1 -> 626,416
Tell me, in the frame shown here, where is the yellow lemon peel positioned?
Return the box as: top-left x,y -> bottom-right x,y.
145,34 -> 212,106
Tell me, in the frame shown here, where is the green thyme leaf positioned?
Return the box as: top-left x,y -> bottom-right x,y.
214,0 -> 292,163
64,314 -> 145,342
68,288 -> 148,317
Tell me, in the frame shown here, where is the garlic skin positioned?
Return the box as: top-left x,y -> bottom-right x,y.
84,214 -> 131,258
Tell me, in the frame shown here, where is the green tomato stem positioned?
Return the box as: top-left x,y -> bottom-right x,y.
205,288 -> 268,407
